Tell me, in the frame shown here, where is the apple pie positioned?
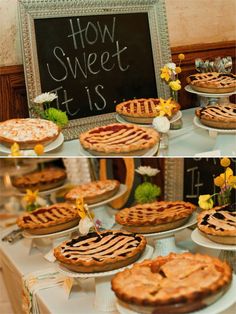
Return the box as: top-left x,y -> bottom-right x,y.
64,179 -> 120,204
198,203 -> 236,244
79,123 -> 159,156
0,118 -> 60,149
187,72 -> 236,93
54,230 -> 146,272
195,104 -> 236,129
112,252 -> 232,314
116,98 -> 180,124
12,167 -> 67,192
17,203 -> 80,235
115,201 -> 196,233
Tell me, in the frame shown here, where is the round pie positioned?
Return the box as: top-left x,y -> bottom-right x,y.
12,167 -> 67,192
79,123 -> 159,156
64,179 -> 120,204
54,230 -> 146,272
116,98 -> 180,124
115,201 -> 196,233
197,203 -> 236,244
17,203 -> 80,235
112,252 -> 232,314
187,72 -> 236,93
195,104 -> 236,129
0,118 -> 60,149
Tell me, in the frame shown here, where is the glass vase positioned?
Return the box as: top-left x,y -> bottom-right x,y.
217,189 -> 231,206
170,89 -> 178,102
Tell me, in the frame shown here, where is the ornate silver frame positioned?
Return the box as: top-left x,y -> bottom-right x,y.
164,158 -> 184,201
18,0 -> 171,140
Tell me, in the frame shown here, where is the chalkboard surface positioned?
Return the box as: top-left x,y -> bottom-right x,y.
34,13 -> 157,120
183,158 -> 236,205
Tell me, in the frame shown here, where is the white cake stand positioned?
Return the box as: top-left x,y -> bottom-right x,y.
193,116 -> 236,137
141,212 -> 197,257
57,245 -> 153,312
191,229 -> 236,273
185,85 -> 236,107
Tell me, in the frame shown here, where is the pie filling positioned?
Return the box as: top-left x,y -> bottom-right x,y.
188,72 -> 236,88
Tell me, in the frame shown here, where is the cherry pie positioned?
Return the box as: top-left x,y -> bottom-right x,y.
64,179 -> 120,204
54,230 -> 146,272
187,72 -> 236,93
116,98 -> 180,124
197,203 -> 236,244
195,104 -> 236,129
115,201 -> 196,233
0,118 -> 60,149
17,203 -> 80,235
12,168 -> 67,192
79,123 -> 159,155
112,252 -> 232,314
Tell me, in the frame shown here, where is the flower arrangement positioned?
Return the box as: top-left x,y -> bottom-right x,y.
134,166 -> 161,204
21,189 -> 47,212
160,54 -> 185,100
198,158 -> 236,210
31,92 -> 68,128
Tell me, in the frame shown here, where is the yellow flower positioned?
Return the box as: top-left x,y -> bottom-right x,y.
198,194 -> 214,210
219,167 -> 233,183
175,66 -> 182,74
160,66 -> 171,82
220,158 -> 231,168
228,175 -> 236,189
214,176 -> 225,187
23,189 -> 38,205
178,53 -> 185,60
76,197 -> 86,219
34,144 -> 44,155
169,80 -> 181,91
156,98 -> 177,117
10,143 -> 21,156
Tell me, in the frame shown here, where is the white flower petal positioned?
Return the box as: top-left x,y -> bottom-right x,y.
152,117 -> 170,133
33,92 -> 58,104
79,216 -> 93,235
135,166 -> 160,177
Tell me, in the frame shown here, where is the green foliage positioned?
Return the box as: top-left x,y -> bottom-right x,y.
44,107 -> 69,127
134,182 -> 161,204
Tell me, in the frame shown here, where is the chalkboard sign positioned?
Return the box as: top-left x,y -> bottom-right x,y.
19,0 -> 171,140
183,158 -> 236,205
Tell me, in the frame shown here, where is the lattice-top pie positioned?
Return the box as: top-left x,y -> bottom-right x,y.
195,104 -> 236,129
54,230 -> 146,272
198,203 -> 236,244
116,98 -> 180,124
12,167 -> 67,192
116,201 -> 196,233
79,123 -> 159,156
64,179 -> 120,204
112,252 -> 232,313
187,72 -> 236,93
17,203 -> 80,235
0,118 -> 60,149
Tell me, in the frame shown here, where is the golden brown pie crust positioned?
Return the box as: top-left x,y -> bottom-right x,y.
54,230 -> 146,273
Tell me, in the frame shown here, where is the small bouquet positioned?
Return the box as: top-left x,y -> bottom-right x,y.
134,166 -> 161,204
31,92 -> 68,128
21,189 -> 47,212
198,158 -> 236,210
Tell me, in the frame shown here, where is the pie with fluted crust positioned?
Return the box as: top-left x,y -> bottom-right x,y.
12,168 -> 67,192
195,104 -> 236,129
115,201 -> 196,233
54,230 -> 146,272
112,252 -> 232,314
0,118 -> 60,149
79,123 -> 159,156
17,203 -> 80,235
187,72 -> 236,93
197,203 -> 236,244
116,98 -> 180,124
64,179 -> 120,204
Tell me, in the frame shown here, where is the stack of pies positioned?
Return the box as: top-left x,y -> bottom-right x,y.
12,167 -> 67,192
17,203 -> 80,235
115,201 -> 196,233
54,230 -> 146,272
195,104 -> 236,129
116,98 -> 180,124
112,252 -> 232,314
64,179 -> 120,204
79,123 -> 159,156
197,203 -> 236,244
187,72 -> 236,93
0,118 -> 60,149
